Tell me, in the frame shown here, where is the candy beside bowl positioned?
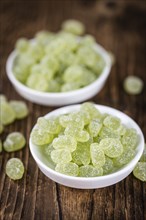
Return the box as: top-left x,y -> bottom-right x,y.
29,104 -> 144,189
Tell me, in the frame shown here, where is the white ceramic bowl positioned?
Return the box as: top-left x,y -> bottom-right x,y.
6,43 -> 112,106
29,104 -> 144,189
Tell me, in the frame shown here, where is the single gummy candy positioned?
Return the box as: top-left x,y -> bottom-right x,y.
51,149 -> 72,164
6,158 -> 24,180
55,162 -> 79,176
133,162 -> 146,182
1,101 -> 16,125
123,75 -> 144,95
3,132 -> 26,152
52,135 -> 77,152
99,138 -> 123,158
79,165 -> 103,177
9,100 -> 29,119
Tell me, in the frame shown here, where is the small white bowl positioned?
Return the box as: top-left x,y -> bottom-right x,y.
29,104 -> 145,189
6,43 -> 112,106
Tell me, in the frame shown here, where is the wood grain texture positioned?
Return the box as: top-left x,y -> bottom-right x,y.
0,0 -> 146,219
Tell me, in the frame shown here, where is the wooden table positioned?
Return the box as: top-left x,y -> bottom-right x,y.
0,0 -> 146,219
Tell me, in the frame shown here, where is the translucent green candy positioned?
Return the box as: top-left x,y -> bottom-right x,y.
3,132 -> 26,152
55,162 -> 79,176
80,102 -> 101,120
139,144 -> 146,162
99,138 -> 123,158
52,135 -> 77,152
65,126 -> 89,142
1,101 -> 16,125
102,156 -> 115,175
123,76 -> 144,95
31,129 -> 54,146
103,115 -> 121,130
32,102 -> 139,178
79,165 -> 103,177
51,149 -> 72,164
61,19 -> 85,35
121,128 -> 138,149
133,162 -> 146,182
15,38 -> 29,53
72,141 -> 90,165
0,139 -> 2,153
59,112 -> 84,129
88,119 -> 102,137
6,158 -> 24,180
37,117 -> 61,134
90,143 -> 105,167
113,148 -> 136,167
9,100 -> 28,119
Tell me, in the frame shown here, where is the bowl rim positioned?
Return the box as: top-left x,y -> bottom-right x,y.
29,104 -> 145,183
6,41 -> 112,98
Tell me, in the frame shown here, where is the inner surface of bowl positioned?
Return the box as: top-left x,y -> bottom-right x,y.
6,42 -> 112,106
29,104 -> 144,189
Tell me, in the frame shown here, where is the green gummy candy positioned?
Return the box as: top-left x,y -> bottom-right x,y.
79,165 -> 103,177
121,128 -> 138,149
1,101 -> 16,125
31,128 -> 54,146
103,115 -> 121,130
52,135 -> 77,152
3,132 -> 26,152
133,162 -> 146,182
72,141 -> 90,166
88,119 -> 102,137
90,143 -> 105,167
55,162 -> 79,176
99,138 -> 123,158
6,158 -> 24,180
51,149 -> 72,164
9,100 -> 29,119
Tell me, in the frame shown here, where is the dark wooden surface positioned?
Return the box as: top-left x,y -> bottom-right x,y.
0,0 -> 146,219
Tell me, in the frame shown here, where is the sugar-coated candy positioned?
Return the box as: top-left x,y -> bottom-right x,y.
55,162 -> 79,176
121,128 -> 138,149
31,128 -> 54,145
99,138 -> 123,158
133,162 -> 146,182
13,21 -> 107,93
79,165 -> 103,177
51,149 -> 72,164
123,75 -> 144,95
72,141 -> 90,165
1,101 -> 16,125
9,100 -> 29,119
52,135 -> 77,152
61,19 -> 85,35
3,132 -> 26,152
6,158 -> 24,180
32,102 -> 140,178
90,143 -> 105,167
88,119 -> 102,137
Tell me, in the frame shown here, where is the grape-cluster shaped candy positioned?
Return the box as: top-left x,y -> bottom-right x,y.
13,20 -> 105,93
31,102 -> 140,177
